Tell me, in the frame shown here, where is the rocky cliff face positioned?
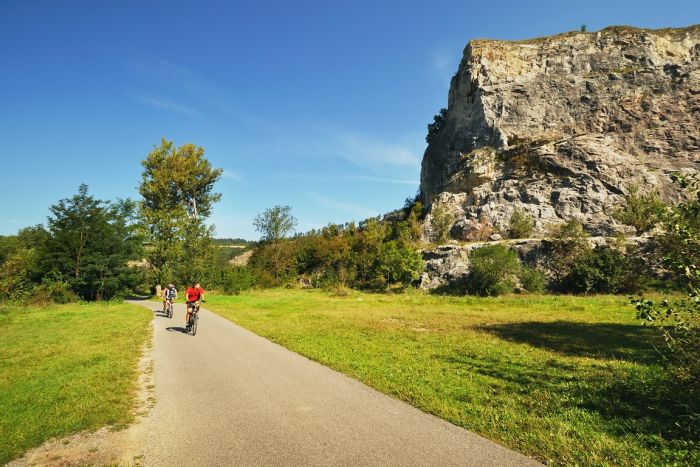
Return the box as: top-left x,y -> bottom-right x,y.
420,25 -> 700,238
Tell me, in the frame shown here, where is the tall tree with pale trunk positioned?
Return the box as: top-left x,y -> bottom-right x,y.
139,138 -> 222,286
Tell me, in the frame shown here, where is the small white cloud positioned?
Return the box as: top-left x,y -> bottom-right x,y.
137,96 -> 203,118
308,192 -> 378,219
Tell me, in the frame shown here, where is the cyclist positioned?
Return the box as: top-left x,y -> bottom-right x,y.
185,282 -> 205,330
162,283 -> 178,313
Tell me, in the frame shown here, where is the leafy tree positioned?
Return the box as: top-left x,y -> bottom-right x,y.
138,138 -> 222,286
253,205 -> 297,242
613,185 -> 666,235
43,185 -> 143,300
375,240 -> 423,289
508,207 -> 535,239
426,108 -> 448,143
632,174 -> 700,394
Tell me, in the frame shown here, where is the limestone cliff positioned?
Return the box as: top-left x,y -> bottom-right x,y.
420,25 -> 700,238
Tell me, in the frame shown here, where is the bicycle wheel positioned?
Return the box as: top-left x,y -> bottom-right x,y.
191,314 -> 198,336
168,302 -> 173,319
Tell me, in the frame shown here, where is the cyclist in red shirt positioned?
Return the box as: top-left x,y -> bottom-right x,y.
185,282 -> 205,330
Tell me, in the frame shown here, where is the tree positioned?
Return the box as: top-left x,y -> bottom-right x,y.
43,185 -> 143,300
426,108 -> 448,143
253,205 -> 297,242
252,205 -> 298,283
632,174 -> 700,393
138,138 -> 222,286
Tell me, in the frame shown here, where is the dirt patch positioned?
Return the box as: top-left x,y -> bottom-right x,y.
8,321 -> 155,467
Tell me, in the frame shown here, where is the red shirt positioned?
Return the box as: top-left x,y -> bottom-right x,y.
185,286 -> 204,302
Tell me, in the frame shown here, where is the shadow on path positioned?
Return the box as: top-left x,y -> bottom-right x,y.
166,326 -> 189,334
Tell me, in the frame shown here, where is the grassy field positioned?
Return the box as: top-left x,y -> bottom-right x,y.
0,302 -> 151,464
206,289 -> 698,466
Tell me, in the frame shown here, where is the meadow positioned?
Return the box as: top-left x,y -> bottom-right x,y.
206,289 -> 698,466
0,302 -> 151,464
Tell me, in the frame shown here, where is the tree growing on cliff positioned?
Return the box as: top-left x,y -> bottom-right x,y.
612,185 -> 666,235
139,138 -> 222,286
426,108 -> 448,143
430,204 -> 454,243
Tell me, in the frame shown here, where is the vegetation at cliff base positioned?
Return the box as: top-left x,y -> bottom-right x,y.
0,302 -> 151,464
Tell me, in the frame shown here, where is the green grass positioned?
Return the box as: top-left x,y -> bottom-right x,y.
206,289 -> 698,466
0,302 -> 151,464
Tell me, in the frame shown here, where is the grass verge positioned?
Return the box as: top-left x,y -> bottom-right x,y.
0,302 -> 151,464
206,289 -> 698,466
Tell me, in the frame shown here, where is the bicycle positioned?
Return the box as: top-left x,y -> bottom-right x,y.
164,298 -> 173,319
186,300 -> 204,335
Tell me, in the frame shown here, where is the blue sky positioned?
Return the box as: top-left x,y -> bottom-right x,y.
1,1 -> 698,239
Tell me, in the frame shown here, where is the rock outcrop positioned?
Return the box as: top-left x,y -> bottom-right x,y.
420,25 -> 700,239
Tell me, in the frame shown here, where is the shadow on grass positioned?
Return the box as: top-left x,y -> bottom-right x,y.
477,320 -> 662,363
440,321 -> 700,447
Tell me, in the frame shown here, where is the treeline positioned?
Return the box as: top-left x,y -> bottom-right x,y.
0,185 -> 143,302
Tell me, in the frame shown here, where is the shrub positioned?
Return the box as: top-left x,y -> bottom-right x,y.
31,278 -> 76,304
545,219 -> 592,286
467,244 -> 520,296
519,266 -> 547,293
508,208 -> 535,239
562,246 -> 634,294
613,185 -> 666,235
222,266 -> 255,295
430,204 -> 455,244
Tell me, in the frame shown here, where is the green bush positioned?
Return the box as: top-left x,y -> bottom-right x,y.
613,185 -> 666,234
562,246 -> 635,294
31,278 -> 77,304
467,244 -> 520,296
222,266 -> 255,295
519,266 -> 546,293
508,208 -> 535,239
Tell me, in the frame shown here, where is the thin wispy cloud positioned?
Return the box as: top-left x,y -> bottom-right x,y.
327,129 -> 420,168
308,192 -> 378,219
137,96 -> 202,118
222,169 -> 244,182
127,55 -> 253,122
270,172 -> 418,186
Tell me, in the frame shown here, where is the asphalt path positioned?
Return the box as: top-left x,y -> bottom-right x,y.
130,300 -> 540,466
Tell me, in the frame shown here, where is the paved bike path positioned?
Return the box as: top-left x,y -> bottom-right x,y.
131,301 -> 540,466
